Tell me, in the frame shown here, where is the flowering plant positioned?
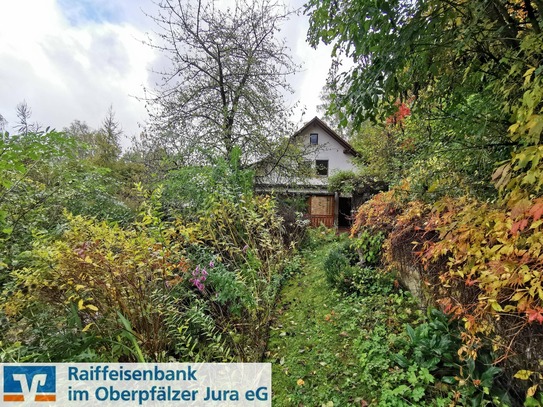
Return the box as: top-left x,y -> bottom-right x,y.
190,263 -> 211,292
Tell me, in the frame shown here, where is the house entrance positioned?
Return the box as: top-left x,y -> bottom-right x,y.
338,197 -> 352,228
308,195 -> 334,227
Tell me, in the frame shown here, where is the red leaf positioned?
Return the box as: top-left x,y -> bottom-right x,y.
511,219 -> 529,234
529,202 -> 543,221
526,309 -> 543,324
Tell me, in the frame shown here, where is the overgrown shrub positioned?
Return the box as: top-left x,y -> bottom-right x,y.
304,225 -> 341,251
1,209 -> 194,361
282,253 -> 303,279
351,187 -> 543,402
351,188 -> 406,236
1,178 -> 292,363
355,306 -> 511,406
324,240 -> 357,291
323,239 -> 392,295
351,229 -> 385,267
191,194 -> 288,360
161,147 -> 254,220
275,195 -> 309,248
350,266 -> 395,296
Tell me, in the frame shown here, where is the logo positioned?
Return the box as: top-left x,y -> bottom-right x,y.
3,366 -> 56,402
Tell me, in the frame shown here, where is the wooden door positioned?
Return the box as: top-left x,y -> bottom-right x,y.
308,195 -> 335,227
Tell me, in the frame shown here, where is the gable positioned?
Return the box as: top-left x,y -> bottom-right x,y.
293,117 -> 359,174
293,117 -> 359,158
254,117 -> 359,190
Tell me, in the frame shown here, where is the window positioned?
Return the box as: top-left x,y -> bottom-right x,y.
310,133 -> 318,145
316,159 -> 329,176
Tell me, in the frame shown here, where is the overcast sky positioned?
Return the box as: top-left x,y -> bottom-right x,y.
0,0 -> 333,147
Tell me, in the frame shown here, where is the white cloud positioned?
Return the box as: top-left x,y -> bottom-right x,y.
0,0 -> 156,144
0,0 -> 334,145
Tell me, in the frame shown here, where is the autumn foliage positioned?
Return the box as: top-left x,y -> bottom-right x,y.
423,197 -> 543,356
385,101 -> 411,127
351,189 -> 543,391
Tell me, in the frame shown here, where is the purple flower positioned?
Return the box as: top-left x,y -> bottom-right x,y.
191,265 -> 209,292
195,281 -> 204,292
242,244 -> 249,252
209,261 -> 215,268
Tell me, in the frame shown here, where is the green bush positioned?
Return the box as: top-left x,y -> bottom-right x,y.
323,240 -> 393,295
354,307 -> 512,406
323,241 -> 357,292
282,254 -> 303,279
350,266 -> 395,296
351,230 -> 385,267
0,148 -> 302,364
1,210 -> 188,362
303,225 -> 340,250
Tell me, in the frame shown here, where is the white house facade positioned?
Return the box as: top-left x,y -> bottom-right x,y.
256,117 -> 359,228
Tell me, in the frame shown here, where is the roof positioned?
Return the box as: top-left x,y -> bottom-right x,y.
294,116 -> 360,157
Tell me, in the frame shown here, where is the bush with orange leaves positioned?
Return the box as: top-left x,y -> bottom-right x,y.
421,197 -> 543,365
350,189 -> 404,237
351,188 -> 543,391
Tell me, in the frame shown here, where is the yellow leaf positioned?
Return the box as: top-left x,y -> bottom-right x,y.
527,384 -> 538,397
514,370 -> 533,380
524,67 -> 536,87
75,285 -> 85,291
86,304 -> 99,312
82,323 -> 93,332
490,301 -> 503,312
508,122 -> 520,134
84,256 -> 93,264
77,299 -> 85,310
511,291 -> 526,302
524,67 -> 536,78
297,379 -> 305,386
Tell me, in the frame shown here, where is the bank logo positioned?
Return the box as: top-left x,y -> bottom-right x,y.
3,366 -> 56,402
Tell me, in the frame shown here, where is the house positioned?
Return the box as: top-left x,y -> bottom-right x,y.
255,116 -> 360,228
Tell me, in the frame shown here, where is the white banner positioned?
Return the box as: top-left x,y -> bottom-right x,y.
1,363 -> 271,406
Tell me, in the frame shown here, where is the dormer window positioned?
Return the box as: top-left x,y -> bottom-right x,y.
310,133 -> 318,145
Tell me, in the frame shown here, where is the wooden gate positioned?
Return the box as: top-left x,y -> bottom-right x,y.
308,195 -> 335,227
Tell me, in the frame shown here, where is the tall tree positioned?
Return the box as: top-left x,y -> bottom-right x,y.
144,0 -> 299,166
98,105 -> 123,162
15,101 -> 40,135
64,107 -> 123,165
63,120 -> 97,159
0,114 -> 7,138
306,0 -> 542,198
306,0 -> 542,125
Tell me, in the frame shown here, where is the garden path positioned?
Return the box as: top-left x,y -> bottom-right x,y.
265,237 -> 369,406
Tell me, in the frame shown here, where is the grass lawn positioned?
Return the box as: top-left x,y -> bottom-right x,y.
266,233 -> 375,406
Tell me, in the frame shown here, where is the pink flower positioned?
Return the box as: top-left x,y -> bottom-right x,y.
190,265 -> 208,292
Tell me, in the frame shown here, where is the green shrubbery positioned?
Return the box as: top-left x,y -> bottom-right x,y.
0,149 -> 294,363
354,306 -> 511,406
318,228 -> 512,406
323,239 -> 358,292
323,232 -> 389,295
351,230 -> 385,267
